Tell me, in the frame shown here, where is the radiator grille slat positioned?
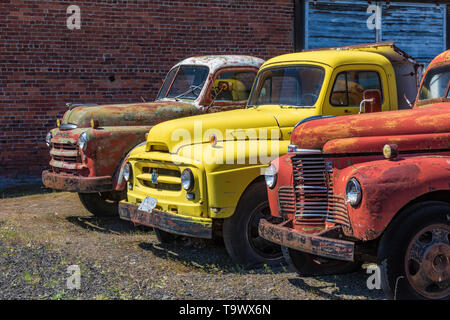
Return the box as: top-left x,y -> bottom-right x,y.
291,156 -> 350,229
138,166 -> 181,191
50,142 -> 81,175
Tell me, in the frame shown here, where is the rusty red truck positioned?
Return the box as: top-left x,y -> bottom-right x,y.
259,51 -> 450,300
42,55 -> 263,216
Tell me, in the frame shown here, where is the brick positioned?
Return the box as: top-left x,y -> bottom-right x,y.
0,0 -> 294,177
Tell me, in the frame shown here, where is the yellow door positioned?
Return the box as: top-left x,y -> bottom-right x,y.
322,64 -> 393,116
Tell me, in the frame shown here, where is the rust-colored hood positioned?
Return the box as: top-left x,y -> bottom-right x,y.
62,101 -> 199,128
292,104 -> 450,154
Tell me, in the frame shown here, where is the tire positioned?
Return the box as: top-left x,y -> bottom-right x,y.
154,228 -> 176,243
78,192 -> 122,217
223,181 -> 282,267
282,247 -> 361,276
377,201 -> 450,300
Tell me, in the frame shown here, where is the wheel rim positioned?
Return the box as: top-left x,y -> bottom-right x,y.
405,223 -> 449,299
247,201 -> 282,260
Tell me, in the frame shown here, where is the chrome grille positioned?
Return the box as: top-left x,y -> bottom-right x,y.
137,166 -> 181,191
50,141 -> 81,175
292,156 -> 350,228
278,186 -> 296,216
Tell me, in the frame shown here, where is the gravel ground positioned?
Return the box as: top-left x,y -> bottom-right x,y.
0,190 -> 385,300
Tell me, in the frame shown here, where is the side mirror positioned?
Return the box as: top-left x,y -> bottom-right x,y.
360,89 -> 382,113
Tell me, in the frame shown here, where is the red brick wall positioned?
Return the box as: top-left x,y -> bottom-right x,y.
0,0 -> 294,178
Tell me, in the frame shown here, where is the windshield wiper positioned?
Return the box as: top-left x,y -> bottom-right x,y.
174,84 -> 203,100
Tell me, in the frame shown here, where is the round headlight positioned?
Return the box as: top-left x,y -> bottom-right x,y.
45,132 -> 52,147
264,164 -> 277,189
78,132 -> 88,151
181,169 -> 194,191
123,162 -> 132,182
346,178 -> 362,207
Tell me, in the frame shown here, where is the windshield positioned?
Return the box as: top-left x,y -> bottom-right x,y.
418,65 -> 450,101
248,65 -> 325,107
156,65 -> 209,100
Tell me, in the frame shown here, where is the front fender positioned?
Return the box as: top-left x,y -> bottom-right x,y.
176,139 -> 290,218
333,154 -> 450,240
112,142 -> 147,191
84,126 -> 152,177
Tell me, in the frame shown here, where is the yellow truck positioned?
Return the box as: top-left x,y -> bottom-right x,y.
118,42 -> 420,266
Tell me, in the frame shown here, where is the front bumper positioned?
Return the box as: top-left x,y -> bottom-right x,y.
119,201 -> 213,239
42,170 -> 112,193
258,219 -> 355,261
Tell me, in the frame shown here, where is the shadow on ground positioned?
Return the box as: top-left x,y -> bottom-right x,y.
138,238 -> 287,275
0,183 -> 55,199
65,215 -> 142,234
288,271 -> 385,300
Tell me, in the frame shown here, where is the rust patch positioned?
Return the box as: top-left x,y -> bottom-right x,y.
258,219 -> 354,261
42,170 -> 112,193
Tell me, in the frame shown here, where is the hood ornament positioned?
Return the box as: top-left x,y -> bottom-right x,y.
151,169 -> 158,184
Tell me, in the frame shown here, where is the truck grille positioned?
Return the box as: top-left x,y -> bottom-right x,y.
278,186 -> 296,216
50,142 -> 81,175
137,166 -> 181,191
289,156 -> 350,229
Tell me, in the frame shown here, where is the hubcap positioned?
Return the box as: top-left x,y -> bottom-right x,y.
405,224 -> 450,299
247,201 -> 282,260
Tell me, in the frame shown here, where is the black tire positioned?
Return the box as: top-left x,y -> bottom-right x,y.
154,228 -> 176,243
78,192 -> 122,217
282,246 -> 361,276
223,181 -> 282,267
377,201 -> 450,300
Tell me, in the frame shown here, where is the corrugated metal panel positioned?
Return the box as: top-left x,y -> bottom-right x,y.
305,1 -> 446,66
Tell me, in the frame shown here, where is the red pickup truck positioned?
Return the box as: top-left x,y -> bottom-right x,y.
259,51 -> 450,300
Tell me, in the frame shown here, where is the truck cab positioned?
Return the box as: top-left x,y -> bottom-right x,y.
118,43 -> 419,266
42,55 -> 263,216
259,50 -> 449,300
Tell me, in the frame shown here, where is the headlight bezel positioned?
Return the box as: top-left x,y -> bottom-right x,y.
78,132 -> 88,151
181,168 -> 194,191
45,132 -> 52,147
123,162 -> 132,183
264,164 -> 277,189
346,177 -> 362,207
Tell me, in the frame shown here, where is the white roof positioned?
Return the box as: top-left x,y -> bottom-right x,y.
174,55 -> 264,73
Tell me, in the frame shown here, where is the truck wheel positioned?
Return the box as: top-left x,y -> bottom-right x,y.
223,182 -> 282,267
282,247 -> 361,276
154,228 -> 176,243
78,192 -> 121,217
378,201 -> 450,300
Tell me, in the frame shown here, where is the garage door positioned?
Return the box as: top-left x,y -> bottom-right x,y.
304,0 -> 446,65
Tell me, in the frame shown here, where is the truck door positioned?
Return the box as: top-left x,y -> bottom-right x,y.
322,65 -> 390,116
201,67 -> 259,112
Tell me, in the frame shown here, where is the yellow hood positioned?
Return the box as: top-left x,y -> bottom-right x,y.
145,106 -> 319,154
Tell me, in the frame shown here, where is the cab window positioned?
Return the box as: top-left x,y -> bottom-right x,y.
211,71 -> 256,101
330,71 -> 382,106
418,65 -> 450,100
249,66 -> 325,107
